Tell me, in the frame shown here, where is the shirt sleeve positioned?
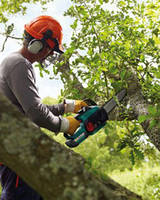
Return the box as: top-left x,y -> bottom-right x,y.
46,103 -> 65,116
7,61 -> 62,133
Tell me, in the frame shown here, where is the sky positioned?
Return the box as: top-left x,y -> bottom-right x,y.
0,0 -> 73,99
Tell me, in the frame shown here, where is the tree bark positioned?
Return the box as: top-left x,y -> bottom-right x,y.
0,93 -> 141,200
119,69 -> 160,151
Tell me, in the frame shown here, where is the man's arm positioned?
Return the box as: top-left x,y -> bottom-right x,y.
7,61 -> 63,133
46,104 -> 65,116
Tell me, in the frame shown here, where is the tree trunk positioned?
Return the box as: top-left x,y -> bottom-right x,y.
120,69 -> 160,151
0,93 -> 141,200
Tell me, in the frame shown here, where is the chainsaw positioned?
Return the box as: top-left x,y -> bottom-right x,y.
64,89 -> 126,148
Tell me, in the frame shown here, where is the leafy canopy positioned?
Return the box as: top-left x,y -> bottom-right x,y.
59,0 -> 160,102
0,0 -> 52,23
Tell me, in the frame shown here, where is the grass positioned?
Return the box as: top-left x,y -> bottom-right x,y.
109,165 -> 160,200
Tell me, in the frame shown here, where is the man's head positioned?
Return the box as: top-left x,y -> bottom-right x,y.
22,15 -> 64,65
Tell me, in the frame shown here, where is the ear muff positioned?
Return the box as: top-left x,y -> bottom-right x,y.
27,39 -> 44,54
27,29 -> 53,54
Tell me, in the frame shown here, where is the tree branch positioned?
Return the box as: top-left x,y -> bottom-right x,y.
0,32 -> 22,52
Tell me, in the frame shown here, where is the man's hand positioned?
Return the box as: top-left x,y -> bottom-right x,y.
74,100 -> 88,113
60,116 -> 80,135
66,116 -> 80,135
64,100 -> 88,113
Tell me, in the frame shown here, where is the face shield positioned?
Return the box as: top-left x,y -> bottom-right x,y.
40,38 -> 64,69
40,51 -> 63,69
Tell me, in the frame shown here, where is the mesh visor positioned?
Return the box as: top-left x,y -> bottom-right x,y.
40,51 -> 63,68
49,38 -> 64,54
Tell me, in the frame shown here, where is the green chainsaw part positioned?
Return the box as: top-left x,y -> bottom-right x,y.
65,106 -> 106,148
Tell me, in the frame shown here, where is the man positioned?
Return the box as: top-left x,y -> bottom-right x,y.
0,15 -> 87,200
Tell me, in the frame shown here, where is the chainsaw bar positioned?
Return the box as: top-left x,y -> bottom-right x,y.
102,89 -> 126,115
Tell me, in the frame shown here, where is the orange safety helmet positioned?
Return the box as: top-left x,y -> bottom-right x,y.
24,15 -> 63,53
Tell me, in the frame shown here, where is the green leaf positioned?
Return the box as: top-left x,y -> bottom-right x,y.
134,148 -> 144,160
148,105 -> 157,116
117,140 -> 127,151
120,69 -> 126,80
70,19 -> 78,30
138,115 -> 148,123
149,120 -> 157,129
98,0 -> 103,4
109,65 -> 119,74
129,150 -> 135,165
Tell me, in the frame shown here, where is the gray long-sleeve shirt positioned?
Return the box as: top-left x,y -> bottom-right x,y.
0,52 -> 64,133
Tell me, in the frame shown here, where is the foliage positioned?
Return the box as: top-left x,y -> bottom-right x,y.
42,96 -> 58,105
110,165 -> 160,200
138,104 -> 160,130
58,0 -> 160,147
0,0 -> 52,23
54,0 -> 160,102
0,0 -> 55,51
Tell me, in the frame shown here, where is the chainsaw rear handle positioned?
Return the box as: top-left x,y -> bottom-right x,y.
64,122 -> 90,148
64,126 -> 89,148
